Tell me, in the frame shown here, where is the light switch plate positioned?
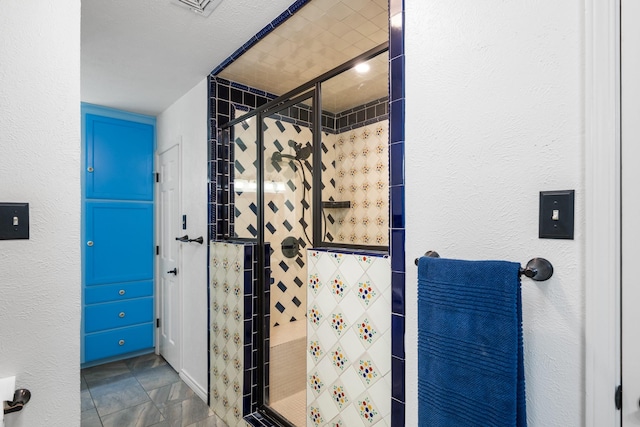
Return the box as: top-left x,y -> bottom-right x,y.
539,190 -> 574,239
0,203 -> 29,240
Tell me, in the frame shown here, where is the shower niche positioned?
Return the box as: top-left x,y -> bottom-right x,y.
213,45 -> 391,427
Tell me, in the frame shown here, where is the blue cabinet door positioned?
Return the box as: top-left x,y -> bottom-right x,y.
85,201 -> 154,286
85,114 -> 154,201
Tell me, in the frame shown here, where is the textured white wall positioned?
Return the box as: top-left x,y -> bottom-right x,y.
404,1 -> 584,426
0,1 -> 81,426
156,78 -> 209,398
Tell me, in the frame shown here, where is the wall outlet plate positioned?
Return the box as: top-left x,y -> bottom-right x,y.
0,203 -> 29,240
539,190 -> 574,239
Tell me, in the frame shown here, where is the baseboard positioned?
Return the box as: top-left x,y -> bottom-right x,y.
180,369 -> 207,402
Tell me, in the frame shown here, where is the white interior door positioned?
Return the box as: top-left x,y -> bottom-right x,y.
158,143 -> 181,370
622,0 -> 640,423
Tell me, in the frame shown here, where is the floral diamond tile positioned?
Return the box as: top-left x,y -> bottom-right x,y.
354,275 -> 379,308
353,315 -> 380,348
354,353 -> 381,386
329,378 -> 350,410
356,394 -> 380,424
308,372 -> 325,396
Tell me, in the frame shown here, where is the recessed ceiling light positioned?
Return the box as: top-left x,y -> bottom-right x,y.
355,63 -> 370,74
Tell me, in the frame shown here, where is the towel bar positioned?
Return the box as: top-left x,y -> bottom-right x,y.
414,251 -> 554,281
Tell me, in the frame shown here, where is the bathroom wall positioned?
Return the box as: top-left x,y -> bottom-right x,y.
156,78 -> 209,398
306,250 -> 391,426
0,1 -> 81,426
404,0 -> 584,425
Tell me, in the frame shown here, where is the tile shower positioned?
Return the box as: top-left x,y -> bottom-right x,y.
206,2 -> 406,424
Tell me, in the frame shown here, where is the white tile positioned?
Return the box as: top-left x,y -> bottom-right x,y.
314,284 -> 338,316
338,253 -> 365,286
317,351 -> 339,387
340,328 -> 366,362
340,366 -> 366,401
315,321 -> 339,358
316,252 -> 338,284
340,402 -> 366,427
367,375 -> 391,417
368,334 -> 391,376
340,291 -> 365,324
366,297 -> 390,334
316,389 -> 340,422
367,257 -> 391,290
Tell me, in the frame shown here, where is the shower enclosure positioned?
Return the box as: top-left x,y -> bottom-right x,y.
218,44 -> 389,426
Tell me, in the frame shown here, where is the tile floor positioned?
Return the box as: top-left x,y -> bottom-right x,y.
81,353 -> 227,427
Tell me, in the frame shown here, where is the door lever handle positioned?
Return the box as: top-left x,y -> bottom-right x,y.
167,268 -> 177,275
175,235 -> 203,244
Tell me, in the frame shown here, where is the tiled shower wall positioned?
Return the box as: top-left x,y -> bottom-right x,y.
209,241 -> 258,427
307,249 -> 391,426
234,116 -> 313,328
322,120 -> 389,247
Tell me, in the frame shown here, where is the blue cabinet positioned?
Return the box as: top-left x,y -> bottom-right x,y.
82,105 -> 156,365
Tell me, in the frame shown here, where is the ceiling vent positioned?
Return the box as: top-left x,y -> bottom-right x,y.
171,0 -> 223,17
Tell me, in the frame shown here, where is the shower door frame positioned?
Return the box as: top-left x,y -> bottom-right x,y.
218,41 -> 390,426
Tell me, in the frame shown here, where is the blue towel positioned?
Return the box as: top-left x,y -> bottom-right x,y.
417,257 -> 526,427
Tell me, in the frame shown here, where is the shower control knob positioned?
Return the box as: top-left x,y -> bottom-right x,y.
118,340 -> 125,346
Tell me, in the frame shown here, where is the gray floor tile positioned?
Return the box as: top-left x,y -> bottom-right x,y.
134,364 -> 181,392
83,360 -> 131,386
186,414 -> 227,427
82,388 -> 96,412
91,374 -> 151,417
160,396 -> 212,427
101,401 -> 164,427
125,352 -> 167,372
148,380 -> 195,410
81,407 -> 103,427
81,375 -> 89,391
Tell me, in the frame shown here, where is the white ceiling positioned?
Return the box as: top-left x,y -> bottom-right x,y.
81,0 -> 295,116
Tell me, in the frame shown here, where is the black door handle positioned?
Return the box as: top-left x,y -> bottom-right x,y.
167,268 -> 177,275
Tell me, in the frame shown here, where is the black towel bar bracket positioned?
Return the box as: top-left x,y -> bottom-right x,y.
414,251 -> 554,282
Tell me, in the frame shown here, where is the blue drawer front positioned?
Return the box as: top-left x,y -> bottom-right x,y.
84,323 -> 154,363
85,298 -> 153,333
85,281 -> 153,305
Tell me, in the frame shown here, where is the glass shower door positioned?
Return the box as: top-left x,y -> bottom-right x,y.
261,95 -> 314,426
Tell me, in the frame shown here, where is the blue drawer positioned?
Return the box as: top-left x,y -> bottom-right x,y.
85,297 -> 153,333
84,323 -> 154,363
85,281 -> 153,304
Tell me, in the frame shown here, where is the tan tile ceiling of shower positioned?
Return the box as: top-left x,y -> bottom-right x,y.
216,0 -> 389,113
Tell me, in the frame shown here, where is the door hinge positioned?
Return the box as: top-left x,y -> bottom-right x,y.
156,245 -> 159,255
156,318 -> 160,328
615,385 -> 622,410
155,172 -> 159,183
